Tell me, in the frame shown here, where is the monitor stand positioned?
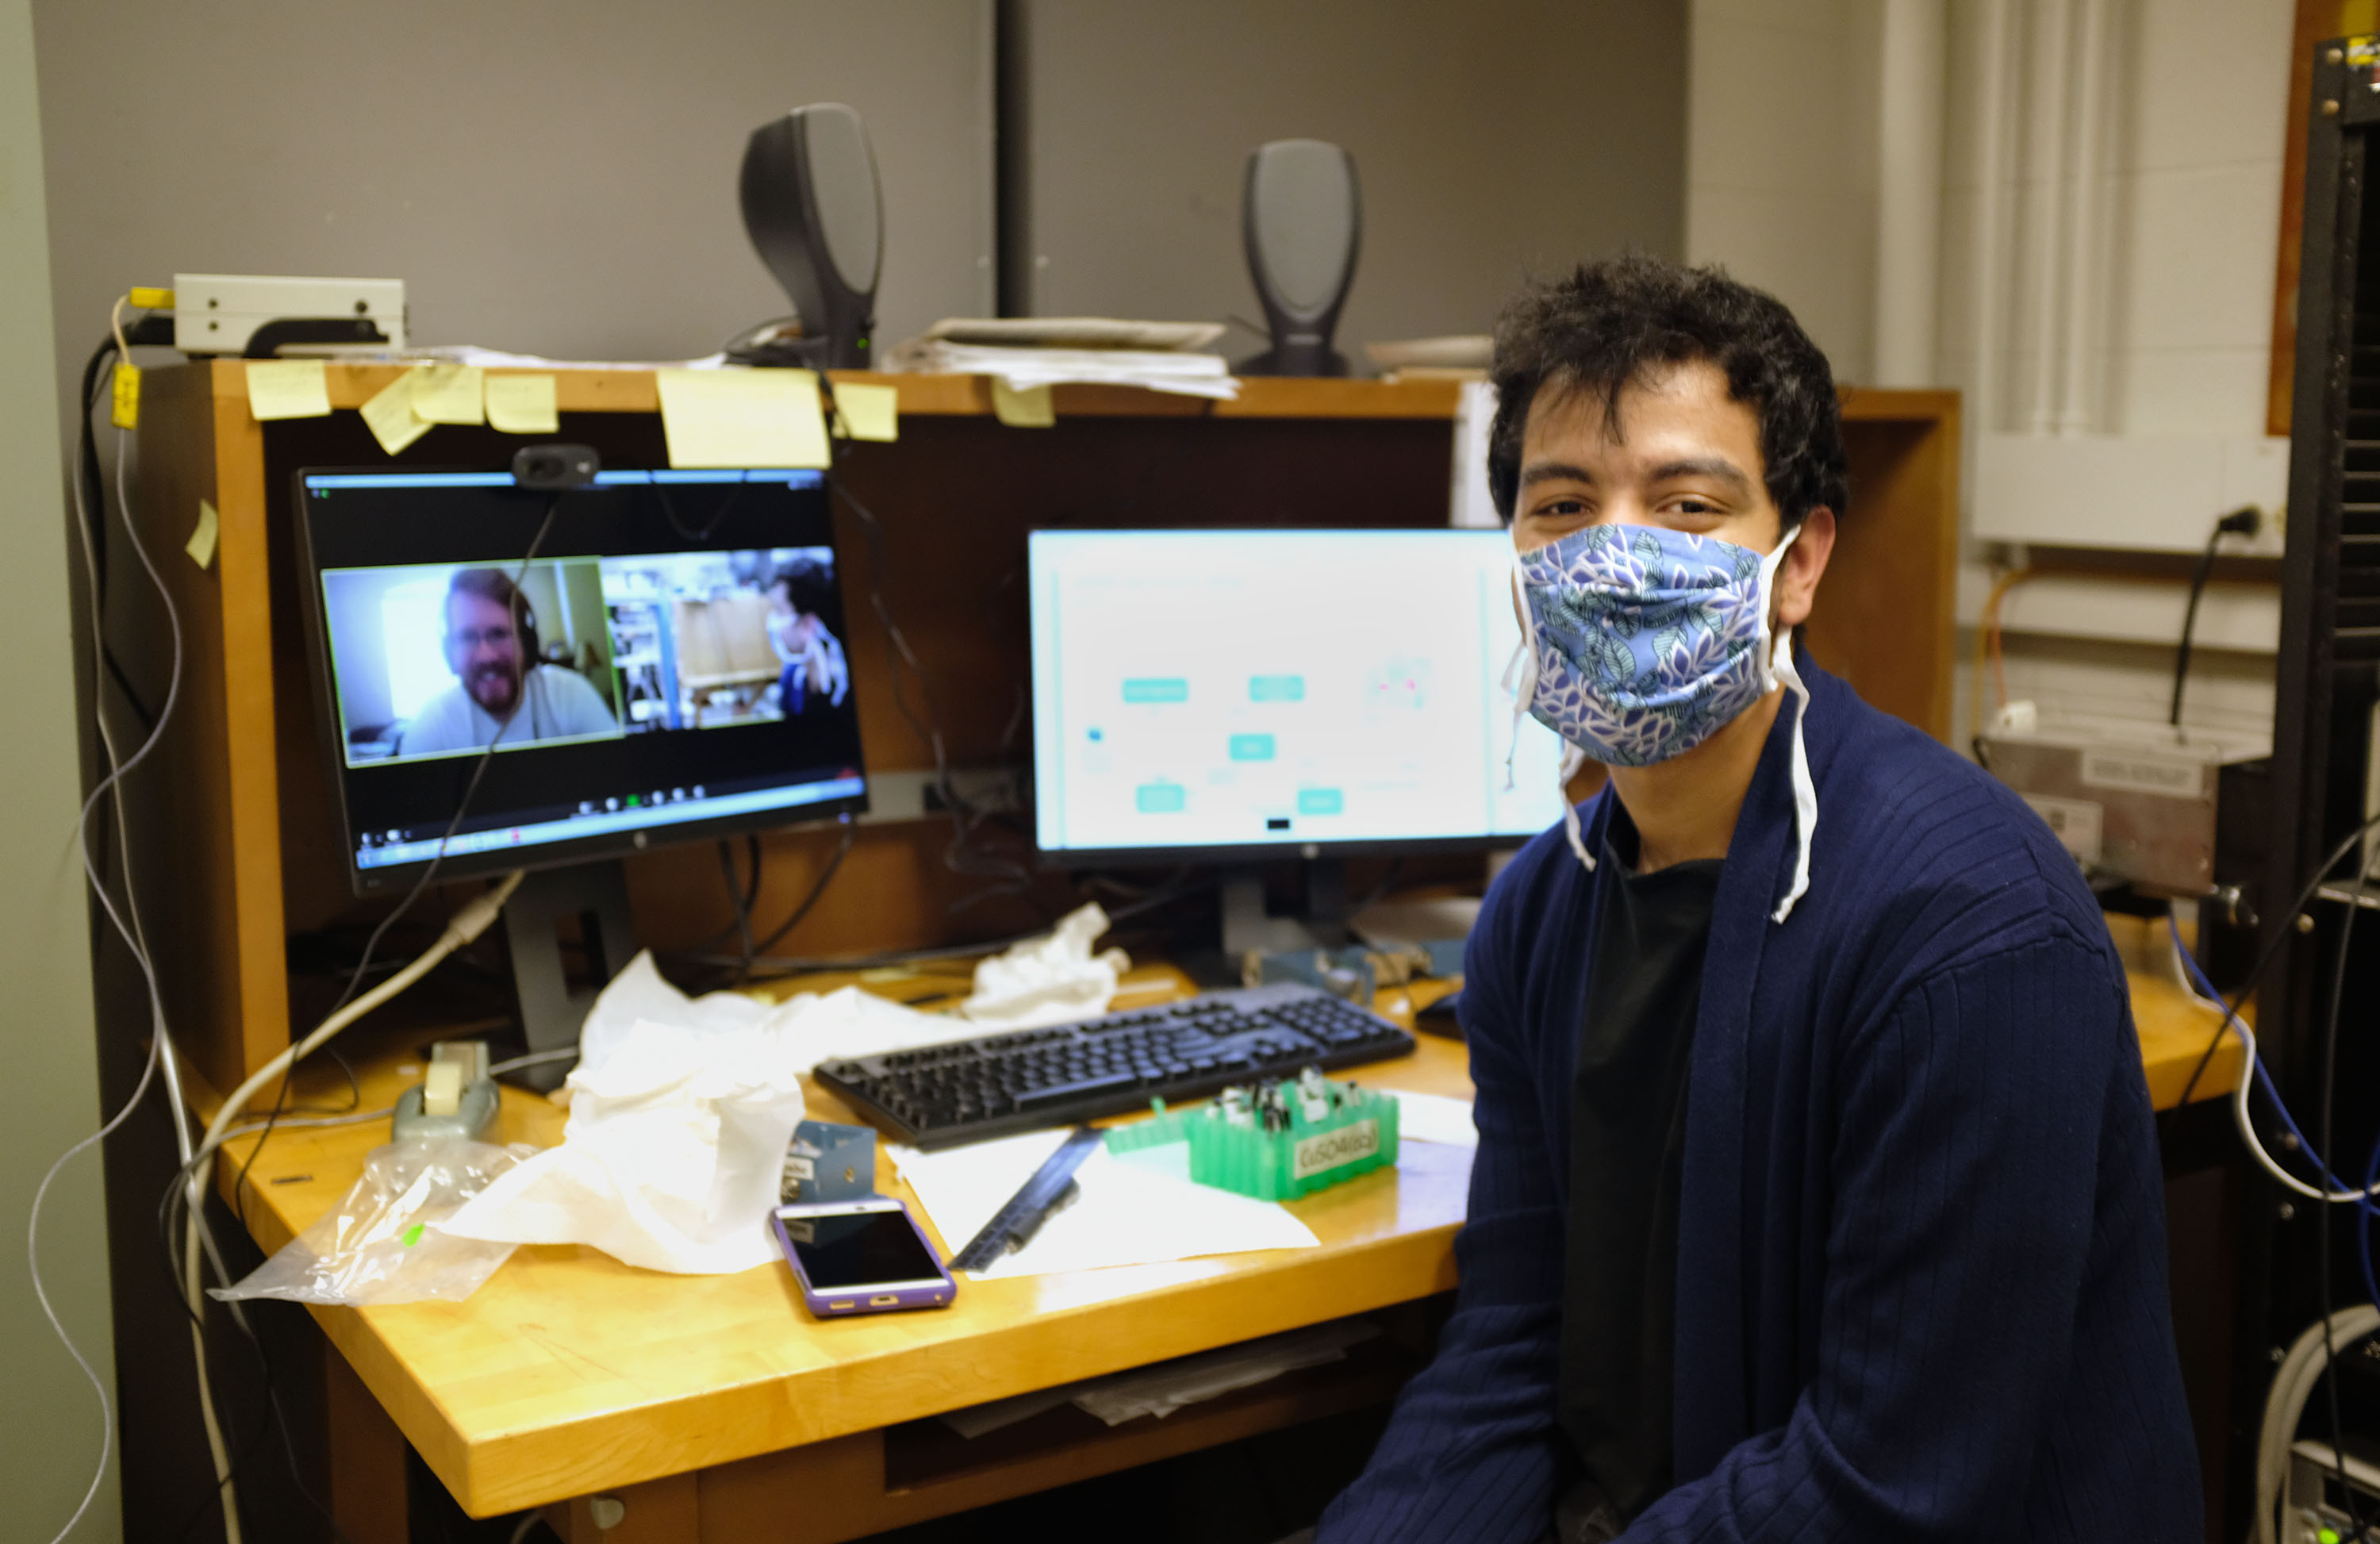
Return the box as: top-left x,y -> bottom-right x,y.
1219,861 -> 1353,956
503,861 -> 639,1091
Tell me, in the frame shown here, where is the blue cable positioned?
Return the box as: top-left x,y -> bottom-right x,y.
2166,915 -> 2373,1206
2363,1130 -> 2380,1313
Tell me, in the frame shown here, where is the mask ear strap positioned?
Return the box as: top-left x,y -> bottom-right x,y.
1557,742 -> 1596,872
1754,524 -> 1803,694
1768,632 -> 1815,923
1503,552 -> 1540,790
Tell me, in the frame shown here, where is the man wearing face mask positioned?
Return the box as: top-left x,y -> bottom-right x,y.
1311,257 -> 2197,1543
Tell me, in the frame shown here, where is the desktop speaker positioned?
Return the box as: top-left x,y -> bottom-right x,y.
738,103 -> 884,370
1237,140 -> 1361,378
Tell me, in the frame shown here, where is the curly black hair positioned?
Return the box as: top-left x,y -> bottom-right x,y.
1486,253 -> 1849,532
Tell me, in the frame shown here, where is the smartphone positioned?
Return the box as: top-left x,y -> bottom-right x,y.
771,1197 -> 958,1317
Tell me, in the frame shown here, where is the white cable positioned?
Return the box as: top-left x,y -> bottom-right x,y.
488,1047 -> 578,1077
28,1031 -> 161,1544
33,382 -> 206,1544
2255,1306 -> 2380,1544
84,378 -> 253,1537
182,873 -> 523,1294
2169,911 -> 2380,1206
171,870 -> 517,1537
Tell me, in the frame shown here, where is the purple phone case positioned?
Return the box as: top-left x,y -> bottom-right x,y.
770,1200 -> 958,1317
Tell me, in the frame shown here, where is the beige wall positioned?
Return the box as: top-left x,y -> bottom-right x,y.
1935,0 -> 2295,748
1011,0 -> 1687,366
1690,0 -> 2298,746
1687,0 -> 1884,382
1936,0 -> 2293,437
1,0 -> 116,1535
33,0 -> 995,429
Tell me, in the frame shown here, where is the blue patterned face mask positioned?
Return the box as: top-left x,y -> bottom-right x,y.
1508,521 -> 1818,921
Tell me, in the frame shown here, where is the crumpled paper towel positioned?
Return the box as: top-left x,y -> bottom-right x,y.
961,903 -> 1131,1030
572,951 -> 965,1095
442,953 -> 962,1274
442,1016 -> 808,1273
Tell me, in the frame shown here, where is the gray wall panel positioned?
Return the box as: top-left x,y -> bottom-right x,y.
1013,0 -> 1687,367
34,0 -> 993,430
2,0 -> 114,1534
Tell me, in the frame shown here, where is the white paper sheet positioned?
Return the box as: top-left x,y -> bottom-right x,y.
884,339 -> 1241,400
889,1131 -> 1318,1279
1395,1091 -> 1480,1148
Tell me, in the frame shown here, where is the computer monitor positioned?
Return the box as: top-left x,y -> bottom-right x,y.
1028,528 -> 1566,942
295,466 -> 869,894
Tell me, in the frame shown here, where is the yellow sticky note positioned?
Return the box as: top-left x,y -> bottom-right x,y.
111,362 -> 141,429
361,370 -> 432,455
829,382 -> 899,441
656,369 -> 830,469
186,500 -> 219,570
991,379 -> 1055,428
486,373 -> 559,435
411,363 -> 486,425
244,359 -> 331,421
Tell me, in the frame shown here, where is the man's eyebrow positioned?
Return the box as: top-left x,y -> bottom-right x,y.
1518,460 -> 1598,488
1649,456 -> 1754,491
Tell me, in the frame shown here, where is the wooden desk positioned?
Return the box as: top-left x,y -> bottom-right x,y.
2106,911 -> 2251,1108
217,927 -> 2240,1544
217,966 -> 1476,1544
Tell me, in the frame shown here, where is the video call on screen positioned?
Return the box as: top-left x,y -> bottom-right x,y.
298,470 -> 867,866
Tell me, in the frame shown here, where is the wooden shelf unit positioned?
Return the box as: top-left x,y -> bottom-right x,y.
114,363 -> 1958,1096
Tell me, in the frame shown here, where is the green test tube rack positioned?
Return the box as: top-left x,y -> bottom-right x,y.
1104,1070 -> 1400,1202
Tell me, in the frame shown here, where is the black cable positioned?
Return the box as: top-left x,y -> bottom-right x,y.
651,479 -> 750,544
79,335 -> 161,733
692,868 -> 1221,981
153,1128 -> 368,1544
695,834 -> 764,958
2169,505 -> 2260,730
2167,810 -> 2380,1117
2317,851 -> 2373,1539
812,381 -> 1041,916
717,838 -> 757,975
736,819 -> 858,982
232,487 -> 566,1228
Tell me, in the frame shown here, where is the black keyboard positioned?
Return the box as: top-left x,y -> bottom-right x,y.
815,982 -> 1417,1149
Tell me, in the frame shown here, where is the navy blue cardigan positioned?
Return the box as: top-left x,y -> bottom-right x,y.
1319,662 -> 2200,1542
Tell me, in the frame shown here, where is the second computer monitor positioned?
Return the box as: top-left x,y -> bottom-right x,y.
1029,528 -> 1568,865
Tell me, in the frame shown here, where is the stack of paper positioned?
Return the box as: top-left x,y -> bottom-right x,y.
918,317 -> 1225,351
887,317 -> 1238,401
939,1319 -> 1380,1437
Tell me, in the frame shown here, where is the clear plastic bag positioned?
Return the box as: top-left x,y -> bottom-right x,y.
210,1138 -> 536,1307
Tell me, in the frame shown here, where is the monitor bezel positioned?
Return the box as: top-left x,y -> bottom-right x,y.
1024,526 -> 1560,871
293,464 -> 871,895
1032,832 -> 1527,871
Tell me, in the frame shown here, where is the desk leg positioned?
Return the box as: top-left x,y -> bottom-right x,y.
559,1473 -> 699,1544
324,1350 -> 408,1544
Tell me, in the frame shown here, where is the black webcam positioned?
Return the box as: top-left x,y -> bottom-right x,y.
511,444 -> 600,490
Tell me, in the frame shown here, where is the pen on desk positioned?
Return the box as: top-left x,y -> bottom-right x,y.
948,1125 -> 1105,1272
1005,1178 -> 1081,1253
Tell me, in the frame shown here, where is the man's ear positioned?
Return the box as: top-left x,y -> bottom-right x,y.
1774,508 -> 1836,630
